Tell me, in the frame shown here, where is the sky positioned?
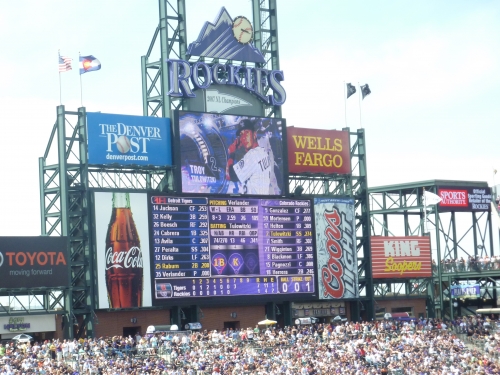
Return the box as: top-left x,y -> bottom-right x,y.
0,0 -> 499,236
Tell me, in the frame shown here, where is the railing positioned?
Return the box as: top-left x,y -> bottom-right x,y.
434,262 -> 500,274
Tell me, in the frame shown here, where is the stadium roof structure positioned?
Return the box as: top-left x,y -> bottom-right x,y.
369,179 -> 489,194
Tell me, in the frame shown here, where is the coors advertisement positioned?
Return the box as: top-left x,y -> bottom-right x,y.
0,237 -> 69,288
94,192 -> 152,308
314,198 -> 358,299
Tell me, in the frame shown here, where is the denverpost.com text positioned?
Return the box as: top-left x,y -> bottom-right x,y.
106,154 -> 149,161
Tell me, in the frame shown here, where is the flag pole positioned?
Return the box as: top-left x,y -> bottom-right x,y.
79,53 -> 83,106
344,81 -> 347,128
358,82 -> 363,129
423,188 -> 428,233
58,50 -> 62,105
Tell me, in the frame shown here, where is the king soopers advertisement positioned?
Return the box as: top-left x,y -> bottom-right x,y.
87,112 -> 172,167
370,236 -> 432,279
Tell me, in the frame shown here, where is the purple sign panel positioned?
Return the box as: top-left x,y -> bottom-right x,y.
451,284 -> 480,299
148,195 -> 315,301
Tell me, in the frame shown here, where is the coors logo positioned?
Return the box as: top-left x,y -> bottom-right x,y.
314,198 -> 358,299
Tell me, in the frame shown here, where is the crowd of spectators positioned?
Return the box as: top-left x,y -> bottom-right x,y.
1,317 -> 500,375
434,255 -> 500,273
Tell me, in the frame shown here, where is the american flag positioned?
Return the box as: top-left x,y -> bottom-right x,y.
58,54 -> 72,72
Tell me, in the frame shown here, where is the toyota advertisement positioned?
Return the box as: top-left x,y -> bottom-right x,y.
371,236 -> 432,279
0,237 -> 69,288
86,112 -> 172,167
314,198 -> 358,299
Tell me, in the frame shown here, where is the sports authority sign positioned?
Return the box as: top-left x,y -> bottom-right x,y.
167,7 -> 286,107
314,198 -> 358,299
371,236 -> 432,279
437,186 -> 492,212
0,237 -> 69,288
287,127 -> 351,175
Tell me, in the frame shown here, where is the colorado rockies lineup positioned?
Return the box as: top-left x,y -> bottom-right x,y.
226,119 -> 280,195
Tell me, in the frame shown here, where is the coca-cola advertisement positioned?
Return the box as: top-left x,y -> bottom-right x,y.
94,192 -> 152,309
314,198 -> 358,299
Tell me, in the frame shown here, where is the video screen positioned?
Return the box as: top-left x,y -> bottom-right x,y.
176,111 -> 286,196
149,194 -> 316,303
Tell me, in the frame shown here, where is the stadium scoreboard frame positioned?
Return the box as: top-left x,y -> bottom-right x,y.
148,193 -> 318,306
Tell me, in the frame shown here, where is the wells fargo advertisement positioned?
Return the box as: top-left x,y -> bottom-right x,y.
287,127 -> 351,175
371,236 -> 432,279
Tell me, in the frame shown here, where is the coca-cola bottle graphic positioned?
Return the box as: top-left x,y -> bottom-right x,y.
105,192 -> 143,308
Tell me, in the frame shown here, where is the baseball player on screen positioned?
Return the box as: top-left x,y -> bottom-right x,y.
226,119 -> 280,195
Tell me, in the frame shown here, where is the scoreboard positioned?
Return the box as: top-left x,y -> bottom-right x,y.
149,194 -> 316,302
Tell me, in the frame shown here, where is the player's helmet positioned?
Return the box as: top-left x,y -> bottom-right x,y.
236,119 -> 256,136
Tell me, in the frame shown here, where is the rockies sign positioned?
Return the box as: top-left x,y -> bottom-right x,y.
167,7 -> 286,107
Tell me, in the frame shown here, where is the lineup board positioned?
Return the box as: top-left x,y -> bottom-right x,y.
149,195 -> 316,301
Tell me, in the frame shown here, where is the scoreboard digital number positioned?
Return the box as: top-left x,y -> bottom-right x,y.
149,195 -> 315,300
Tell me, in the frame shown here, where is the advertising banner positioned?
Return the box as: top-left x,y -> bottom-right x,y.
87,112 -> 172,167
451,284 -> 480,299
93,192 -> 152,309
287,127 -> 351,175
314,198 -> 358,299
436,186 -> 492,212
0,237 -> 68,288
371,236 -> 432,279
0,315 -> 56,335
176,111 -> 286,196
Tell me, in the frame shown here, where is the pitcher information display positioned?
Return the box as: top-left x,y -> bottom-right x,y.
149,194 -> 316,301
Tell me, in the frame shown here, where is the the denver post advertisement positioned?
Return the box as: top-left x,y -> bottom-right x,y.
314,198 -> 358,299
86,112 -> 172,167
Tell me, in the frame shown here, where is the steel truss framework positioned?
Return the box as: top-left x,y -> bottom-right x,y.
32,1 -> 374,339
141,0 -> 282,118
0,289 -> 66,314
38,106 -> 173,338
289,128 -> 374,320
140,0 -> 374,320
369,180 -> 496,319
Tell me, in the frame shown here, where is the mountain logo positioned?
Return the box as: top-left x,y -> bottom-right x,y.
187,7 -> 265,64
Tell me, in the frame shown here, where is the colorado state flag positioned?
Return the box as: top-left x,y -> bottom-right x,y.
79,55 -> 101,74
